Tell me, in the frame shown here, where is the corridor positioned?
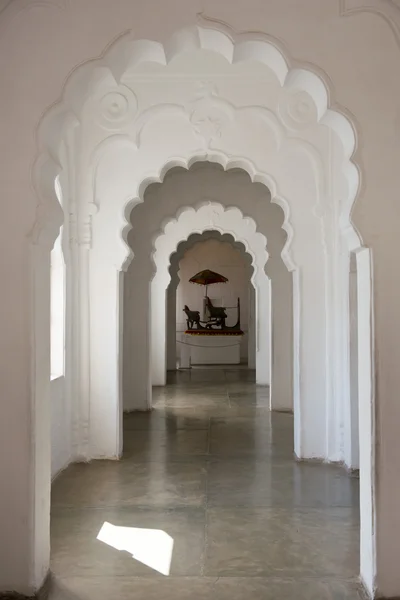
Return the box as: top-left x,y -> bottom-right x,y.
49,369 -> 363,599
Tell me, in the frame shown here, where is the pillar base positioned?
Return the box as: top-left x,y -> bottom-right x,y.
0,572 -> 51,600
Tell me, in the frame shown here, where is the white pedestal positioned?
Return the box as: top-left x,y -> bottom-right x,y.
180,333 -> 243,367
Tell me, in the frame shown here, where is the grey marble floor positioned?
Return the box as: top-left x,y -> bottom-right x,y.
49,368 -> 365,599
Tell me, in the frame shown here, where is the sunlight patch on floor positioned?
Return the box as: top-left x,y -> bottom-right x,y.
97,521 -> 174,576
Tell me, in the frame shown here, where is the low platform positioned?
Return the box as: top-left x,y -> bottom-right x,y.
184,329 -> 244,336
180,331 -> 244,366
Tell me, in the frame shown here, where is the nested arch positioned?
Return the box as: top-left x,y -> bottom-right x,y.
13,18 -> 375,599
169,230 -> 253,279
166,230 -> 255,374
149,202 -> 270,387
152,202 -> 268,288
33,24 -> 361,267
122,161 -> 290,410
93,147 -> 296,274
93,133 -> 323,275
29,19 -> 365,469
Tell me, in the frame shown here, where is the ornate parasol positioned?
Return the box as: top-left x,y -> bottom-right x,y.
189,269 -> 228,296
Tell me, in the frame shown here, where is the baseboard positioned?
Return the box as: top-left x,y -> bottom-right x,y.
293,455 -> 360,477
0,571 -> 51,600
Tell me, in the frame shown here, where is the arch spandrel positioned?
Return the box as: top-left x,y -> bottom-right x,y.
33,24 -> 360,268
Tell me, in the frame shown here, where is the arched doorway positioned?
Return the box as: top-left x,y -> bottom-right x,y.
28,22 -> 371,597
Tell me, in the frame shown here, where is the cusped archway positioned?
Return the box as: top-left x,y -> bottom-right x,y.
149,202 -> 270,389
123,163 -> 292,418
1,13 -> 376,599
167,231 -> 255,374
32,18 -> 363,510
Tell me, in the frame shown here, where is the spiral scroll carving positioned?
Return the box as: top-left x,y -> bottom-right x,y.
278,90 -> 317,130
95,87 -> 137,131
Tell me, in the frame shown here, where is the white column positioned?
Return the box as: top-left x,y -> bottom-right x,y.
372,235 -> 400,598
30,244 -> 52,591
255,272 -> 271,385
88,255 -> 124,457
0,156 -> 63,592
248,284 -> 256,369
269,262 -> 293,412
348,253 -> 360,469
76,240 -> 91,458
0,240 -> 53,595
293,258 -> 328,459
166,274 -> 179,371
151,275 -> 167,386
123,261 -> 152,412
122,270 -> 131,409
355,248 -> 374,595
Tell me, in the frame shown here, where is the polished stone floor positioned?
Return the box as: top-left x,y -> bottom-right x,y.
49,368 -> 365,599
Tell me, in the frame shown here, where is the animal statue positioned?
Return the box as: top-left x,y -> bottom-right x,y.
183,305 -> 201,329
205,296 -> 227,328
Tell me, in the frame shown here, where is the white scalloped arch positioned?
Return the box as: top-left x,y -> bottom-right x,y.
152,202 -> 268,287
33,23 -> 360,259
0,10 -> 381,598
166,230 -> 255,377
29,20 -> 364,496
169,230 -> 252,273
149,202 -> 270,387
122,152 -> 294,273
36,23 -> 358,156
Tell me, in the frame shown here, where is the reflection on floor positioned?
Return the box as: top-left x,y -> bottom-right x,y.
50,368 -> 364,599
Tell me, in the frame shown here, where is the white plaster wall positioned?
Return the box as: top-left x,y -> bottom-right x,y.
3,4 -> 400,596
176,238 -> 251,360
50,377 -> 71,480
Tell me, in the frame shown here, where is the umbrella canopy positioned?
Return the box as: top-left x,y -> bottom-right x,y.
189,269 -> 228,286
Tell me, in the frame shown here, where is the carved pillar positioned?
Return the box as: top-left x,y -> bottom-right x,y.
69,201 -> 97,460
77,228 -> 91,456
70,173 -> 123,459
